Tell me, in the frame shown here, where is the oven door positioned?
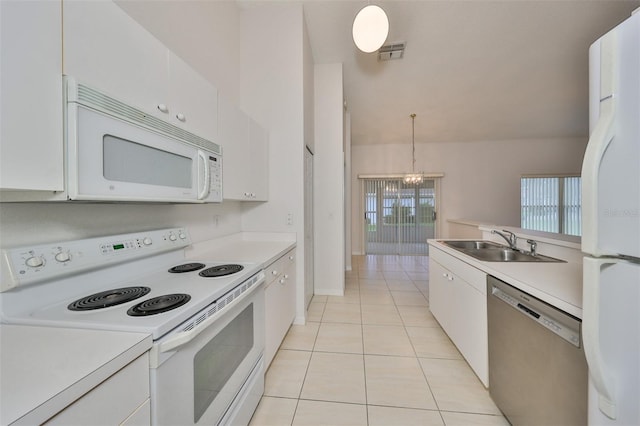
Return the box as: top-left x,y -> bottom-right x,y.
150,279 -> 265,426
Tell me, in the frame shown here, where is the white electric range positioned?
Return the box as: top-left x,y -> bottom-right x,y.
0,228 -> 266,426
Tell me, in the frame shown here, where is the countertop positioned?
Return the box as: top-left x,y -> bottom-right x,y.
186,232 -> 297,268
0,325 -> 152,425
428,240 -> 583,319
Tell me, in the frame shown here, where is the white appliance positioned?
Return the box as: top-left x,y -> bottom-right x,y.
65,77 -> 222,203
0,228 -> 264,425
581,8 -> 640,426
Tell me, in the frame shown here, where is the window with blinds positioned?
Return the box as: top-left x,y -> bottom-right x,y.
521,176 -> 581,236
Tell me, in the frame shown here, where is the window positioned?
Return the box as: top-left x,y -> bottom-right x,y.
521,176 -> 581,236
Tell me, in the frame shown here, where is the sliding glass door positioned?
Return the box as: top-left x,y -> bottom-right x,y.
363,178 -> 436,255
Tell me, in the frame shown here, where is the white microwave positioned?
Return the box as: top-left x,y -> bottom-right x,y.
65,77 -> 222,203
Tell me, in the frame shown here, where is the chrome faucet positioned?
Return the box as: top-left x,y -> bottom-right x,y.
526,239 -> 538,256
492,229 -> 518,250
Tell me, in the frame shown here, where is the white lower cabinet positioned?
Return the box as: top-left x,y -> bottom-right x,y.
44,353 -> 150,425
429,247 -> 488,386
264,249 -> 296,368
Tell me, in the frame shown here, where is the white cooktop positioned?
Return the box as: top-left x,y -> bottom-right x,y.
0,228 -> 260,339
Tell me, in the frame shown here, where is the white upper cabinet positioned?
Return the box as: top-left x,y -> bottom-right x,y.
248,117 -> 269,201
0,0 -> 63,191
63,0 -> 169,122
167,53 -> 218,141
218,97 -> 268,201
63,1 -> 217,141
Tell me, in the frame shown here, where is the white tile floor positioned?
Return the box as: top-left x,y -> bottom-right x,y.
249,255 -> 509,426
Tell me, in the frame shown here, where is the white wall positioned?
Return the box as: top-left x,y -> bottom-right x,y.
238,3 -> 310,322
351,137 -> 587,254
0,1 -> 244,250
314,63 -> 345,295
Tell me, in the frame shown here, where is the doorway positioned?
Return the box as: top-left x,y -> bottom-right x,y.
304,147 -> 314,309
363,178 -> 437,255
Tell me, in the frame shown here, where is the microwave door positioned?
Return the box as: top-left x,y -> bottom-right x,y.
69,106 -> 200,202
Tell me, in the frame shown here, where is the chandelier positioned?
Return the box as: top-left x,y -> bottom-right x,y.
404,113 -> 424,184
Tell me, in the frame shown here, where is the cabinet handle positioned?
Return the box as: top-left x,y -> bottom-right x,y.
279,278 -> 286,284
157,103 -> 169,113
289,256 -> 294,261
272,270 -> 278,275
176,113 -> 186,122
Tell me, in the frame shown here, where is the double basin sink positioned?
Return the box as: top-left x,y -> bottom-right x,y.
440,240 -> 565,263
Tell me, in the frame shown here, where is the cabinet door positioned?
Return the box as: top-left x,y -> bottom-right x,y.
218,96 -> 249,200
452,276 -> 488,386
0,0 -> 63,191
167,52 -> 218,141
63,0 -> 168,119
248,118 -> 269,201
428,258 -> 452,332
45,354 -> 150,425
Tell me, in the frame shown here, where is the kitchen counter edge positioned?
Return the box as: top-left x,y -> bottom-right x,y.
0,325 -> 152,425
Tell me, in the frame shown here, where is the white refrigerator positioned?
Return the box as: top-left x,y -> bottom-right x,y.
581,8 -> 640,426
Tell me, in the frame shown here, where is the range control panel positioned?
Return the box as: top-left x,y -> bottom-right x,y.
1,228 -> 190,291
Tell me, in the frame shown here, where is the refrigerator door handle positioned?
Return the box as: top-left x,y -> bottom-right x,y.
581,101 -> 616,255
583,257 -> 620,419
581,31 -> 617,256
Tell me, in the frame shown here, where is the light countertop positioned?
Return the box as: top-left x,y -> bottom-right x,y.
428,240 -> 583,319
186,232 -> 296,267
0,325 -> 151,425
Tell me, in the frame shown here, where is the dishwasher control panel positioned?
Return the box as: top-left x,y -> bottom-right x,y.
490,281 -> 581,347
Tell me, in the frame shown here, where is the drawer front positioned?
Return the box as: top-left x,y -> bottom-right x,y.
265,249 -> 296,286
430,246 -> 486,294
45,353 -> 149,425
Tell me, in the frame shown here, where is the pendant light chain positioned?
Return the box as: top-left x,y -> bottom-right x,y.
411,113 -> 416,173
404,113 -> 423,184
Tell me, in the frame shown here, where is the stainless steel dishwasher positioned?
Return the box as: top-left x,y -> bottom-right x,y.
487,275 -> 588,426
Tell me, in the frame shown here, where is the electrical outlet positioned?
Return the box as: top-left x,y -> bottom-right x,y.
286,213 -> 293,226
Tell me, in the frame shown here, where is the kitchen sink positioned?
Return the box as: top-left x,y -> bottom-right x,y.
442,240 -> 504,250
439,240 -> 565,263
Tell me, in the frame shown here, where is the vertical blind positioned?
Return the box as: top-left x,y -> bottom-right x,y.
521,176 -> 581,236
363,179 -> 436,255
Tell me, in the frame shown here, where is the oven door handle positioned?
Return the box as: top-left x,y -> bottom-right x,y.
156,272 -> 265,353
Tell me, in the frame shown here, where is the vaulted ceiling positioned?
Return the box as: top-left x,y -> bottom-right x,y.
301,1 -> 640,145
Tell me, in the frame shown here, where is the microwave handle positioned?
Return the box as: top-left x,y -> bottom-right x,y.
197,150 -> 210,200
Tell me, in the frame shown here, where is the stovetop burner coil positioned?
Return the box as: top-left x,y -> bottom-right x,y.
168,262 -> 206,273
199,264 -> 244,278
68,286 -> 151,311
127,294 -> 191,316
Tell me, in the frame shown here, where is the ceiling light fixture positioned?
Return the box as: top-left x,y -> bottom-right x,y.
404,113 -> 424,185
352,4 -> 389,53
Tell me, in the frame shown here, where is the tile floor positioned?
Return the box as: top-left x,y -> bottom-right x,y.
249,255 -> 509,426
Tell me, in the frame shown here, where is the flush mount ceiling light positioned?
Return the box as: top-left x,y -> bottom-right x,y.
352,4 -> 389,53
404,113 -> 424,185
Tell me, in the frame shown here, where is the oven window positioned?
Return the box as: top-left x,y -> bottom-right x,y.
193,303 -> 254,422
103,135 -> 192,188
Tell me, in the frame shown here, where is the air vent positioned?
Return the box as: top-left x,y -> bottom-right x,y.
378,42 -> 405,61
